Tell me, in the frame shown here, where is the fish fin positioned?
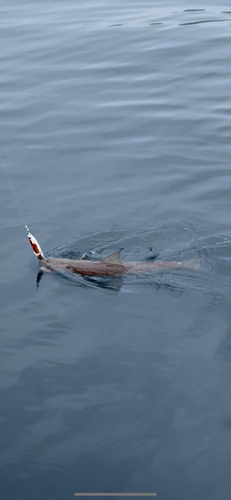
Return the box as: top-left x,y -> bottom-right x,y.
101,250 -> 122,264
36,270 -> 43,289
181,258 -> 202,271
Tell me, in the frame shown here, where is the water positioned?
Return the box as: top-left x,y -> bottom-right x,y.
1,1 -> 231,499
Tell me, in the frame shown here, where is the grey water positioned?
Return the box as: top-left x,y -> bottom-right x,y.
1,1 -> 231,499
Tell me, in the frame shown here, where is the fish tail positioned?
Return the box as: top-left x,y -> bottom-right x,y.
180,258 -> 202,271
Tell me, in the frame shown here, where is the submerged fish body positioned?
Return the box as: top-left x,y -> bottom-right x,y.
27,231 -> 200,278
40,254 -> 188,276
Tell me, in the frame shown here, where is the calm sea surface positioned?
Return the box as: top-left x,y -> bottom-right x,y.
1,1 -> 231,499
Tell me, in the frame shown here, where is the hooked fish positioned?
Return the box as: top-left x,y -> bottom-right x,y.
28,231 -> 201,277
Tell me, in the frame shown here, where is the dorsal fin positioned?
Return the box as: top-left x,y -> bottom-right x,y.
101,250 -> 122,264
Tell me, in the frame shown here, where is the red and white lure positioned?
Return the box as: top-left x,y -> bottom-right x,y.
26,227 -> 44,260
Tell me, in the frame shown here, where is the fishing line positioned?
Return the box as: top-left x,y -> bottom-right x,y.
1,152 -> 45,263
0,152 -> 30,234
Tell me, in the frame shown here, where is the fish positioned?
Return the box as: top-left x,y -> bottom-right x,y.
28,231 -> 201,278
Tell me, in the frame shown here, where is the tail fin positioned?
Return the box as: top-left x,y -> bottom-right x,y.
181,258 -> 202,271
28,231 -> 44,260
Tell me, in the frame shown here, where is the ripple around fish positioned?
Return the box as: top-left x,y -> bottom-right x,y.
39,222 -> 231,295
